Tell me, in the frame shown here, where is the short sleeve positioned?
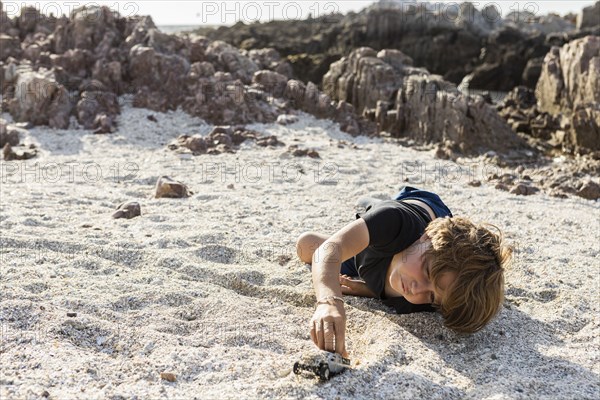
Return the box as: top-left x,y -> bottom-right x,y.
358,201 -> 425,255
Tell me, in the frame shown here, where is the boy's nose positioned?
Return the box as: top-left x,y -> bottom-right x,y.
411,280 -> 431,294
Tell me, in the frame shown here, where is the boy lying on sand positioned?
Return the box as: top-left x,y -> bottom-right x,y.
296,186 -> 512,357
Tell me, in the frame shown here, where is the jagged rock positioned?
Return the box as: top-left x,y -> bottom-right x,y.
183,74 -> 279,125
252,70 -> 288,98
76,91 -> 120,130
0,34 -> 21,61
205,40 -> 259,84
536,36 -> 600,150
69,6 -> 121,51
112,202 -> 141,219
91,59 -> 124,94
155,176 -> 191,198
187,35 -> 210,63
247,48 -> 294,78
7,67 -> 72,128
188,62 -> 216,80
129,45 -> 190,111
324,47 -> 529,154
570,105 -> 600,150
537,36 -> 600,114
284,80 -> 335,119
144,28 -> 188,56
577,1 -> 600,30
50,49 -> 94,90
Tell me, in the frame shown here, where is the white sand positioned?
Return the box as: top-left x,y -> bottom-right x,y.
1,97 -> 598,399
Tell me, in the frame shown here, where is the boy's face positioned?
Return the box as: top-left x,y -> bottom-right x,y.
388,235 -> 456,305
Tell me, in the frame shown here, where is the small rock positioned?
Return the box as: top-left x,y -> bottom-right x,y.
227,183 -> 235,189
42,390 -> 50,398
147,115 -> 158,122
155,176 -> 192,198
67,312 -> 77,317
510,184 -> 540,196
468,180 -> 482,187
577,180 -> 600,200
307,150 -> 320,159
112,202 -> 141,219
160,372 -> 177,382
3,143 -> 37,161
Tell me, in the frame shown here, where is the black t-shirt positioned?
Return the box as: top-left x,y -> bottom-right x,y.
355,200 -> 436,314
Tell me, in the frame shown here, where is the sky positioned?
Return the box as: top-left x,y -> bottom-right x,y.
3,1 -> 597,26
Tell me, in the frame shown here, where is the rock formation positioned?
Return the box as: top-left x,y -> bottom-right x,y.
324,47 -> 529,156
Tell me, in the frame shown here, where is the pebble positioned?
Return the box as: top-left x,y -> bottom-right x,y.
160,372 -> 177,382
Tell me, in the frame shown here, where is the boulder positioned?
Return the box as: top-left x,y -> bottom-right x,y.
112,202 -> 141,219
252,70 -> 288,98
7,67 -> 72,128
129,45 -> 190,111
323,47 -> 527,154
155,176 -> 191,198
536,36 -> 600,150
76,91 -> 120,130
205,40 -> 259,84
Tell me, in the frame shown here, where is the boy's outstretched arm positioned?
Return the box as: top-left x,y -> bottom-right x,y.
310,219 -> 370,357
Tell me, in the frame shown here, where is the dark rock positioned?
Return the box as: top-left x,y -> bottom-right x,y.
510,183 -> 540,196
0,119 -> 20,147
0,34 -> 22,61
76,91 -> 120,130
112,202 -> 141,219
495,183 -> 510,191
256,135 -> 282,147
3,143 -> 36,160
205,40 -> 258,84
577,2 -> 600,29
577,180 -> 600,200
129,45 -> 190,112
252,70 -> 288,98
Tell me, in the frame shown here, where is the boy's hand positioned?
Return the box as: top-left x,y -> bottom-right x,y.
310,302 -> 348,357
339,275 -> 377,298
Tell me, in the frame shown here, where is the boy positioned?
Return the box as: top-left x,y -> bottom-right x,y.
296,187 -> 512,357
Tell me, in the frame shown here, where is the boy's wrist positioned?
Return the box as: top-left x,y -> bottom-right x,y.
316,295 -> 345,306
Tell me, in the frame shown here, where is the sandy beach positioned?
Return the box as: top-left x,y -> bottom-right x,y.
0,97 -> 598,399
